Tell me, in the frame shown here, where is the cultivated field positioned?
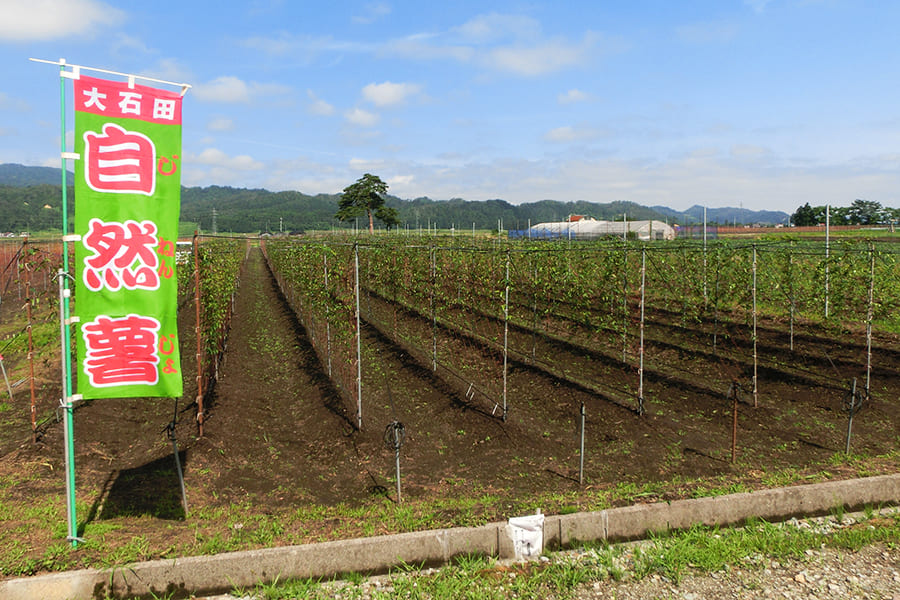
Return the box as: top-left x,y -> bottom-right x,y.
0,234 -> 898,578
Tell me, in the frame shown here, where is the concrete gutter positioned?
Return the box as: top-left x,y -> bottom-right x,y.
3,473 -> 898,600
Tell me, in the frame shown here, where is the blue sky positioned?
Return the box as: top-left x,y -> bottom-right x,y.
1,0 -> 898,212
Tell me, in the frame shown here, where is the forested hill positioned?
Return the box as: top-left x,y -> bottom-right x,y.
0,163 -> 73,186
177,189 -> 673,233
0,163 -> 790,233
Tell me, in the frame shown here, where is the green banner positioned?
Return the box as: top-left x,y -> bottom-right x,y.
73,75 -> 183,399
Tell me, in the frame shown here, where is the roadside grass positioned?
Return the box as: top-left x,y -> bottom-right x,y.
248,508 -> 900,599
1,450 -> 898,578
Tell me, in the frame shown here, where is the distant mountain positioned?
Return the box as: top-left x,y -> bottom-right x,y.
0,163 -> 73,186
0,163 -> 791,232
650,204 -> 788,226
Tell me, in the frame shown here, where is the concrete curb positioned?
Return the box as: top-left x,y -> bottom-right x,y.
3,473 -> 898,600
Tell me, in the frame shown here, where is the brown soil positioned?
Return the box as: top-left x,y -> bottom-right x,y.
0,245 -> 898,579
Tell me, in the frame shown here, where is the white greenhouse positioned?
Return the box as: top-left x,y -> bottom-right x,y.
524,217 -> 676,241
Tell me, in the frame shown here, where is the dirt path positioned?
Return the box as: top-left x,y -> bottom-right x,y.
188,247 -> 367,506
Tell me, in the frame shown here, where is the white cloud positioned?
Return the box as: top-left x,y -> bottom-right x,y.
183,148 -> 264,187
387,174 -> 414,187
190,148 -> 263,170
352,2 -> 391,24
484,33 -> 597,76
452,13 -> 542,43
138,59 -> 194,88
0,0 -> 124,41
544,126 -> 601,143
379,14 -> 600,77
110,33 -> 151,56
349,158 -> 386,171
242,33 -> 371,59
676,21 -> 739,44
0,91 -> 28,112
306,90 -> 335,116
345,107 -> 379,127
558,89 -> 589,104
192,76 -> 290,103
744,0 -> 773,13
207,117 -> 234,132
362,81 -> 421,107
193,77 -> 251,103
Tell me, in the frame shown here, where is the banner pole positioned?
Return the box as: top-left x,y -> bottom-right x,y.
58,59 -> 79,548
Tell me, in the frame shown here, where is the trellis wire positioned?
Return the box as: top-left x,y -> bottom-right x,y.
262,237 -> 900,446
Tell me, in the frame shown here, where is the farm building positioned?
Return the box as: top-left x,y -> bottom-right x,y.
518,216 -> 676,241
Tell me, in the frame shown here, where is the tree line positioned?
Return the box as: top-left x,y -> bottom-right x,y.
791,199 -> 899,226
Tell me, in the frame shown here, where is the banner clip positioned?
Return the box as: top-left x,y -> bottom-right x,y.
61,152 -> 80,160
62,234 -> 81,242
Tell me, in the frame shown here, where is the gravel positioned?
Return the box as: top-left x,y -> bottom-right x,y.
571,542 -> 900,599
203,509 -> 900,600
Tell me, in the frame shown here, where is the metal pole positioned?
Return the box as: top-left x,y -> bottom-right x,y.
57,59 -> 78,548
752,245 -> 758,407
730,381 -> 738,464
789,243 -> 795,352
167,404 -> 189,517
0,356 -> 12,402
825,205 -> 830,319
845,378 -> 857,454
638,247 -> 646,415
394,435 -> 402,503
58,268 -> 77,546
703,206 -> 708,305
622,246 -> 628,363
193,232 -> 204,436
579,402 -> 585,485
25,244 -> 37,443
431,247 -> 437,372
866,244 -> 874,399
354,243 -> 362,430
324,251 -> 332,378
502,250 -> 510,421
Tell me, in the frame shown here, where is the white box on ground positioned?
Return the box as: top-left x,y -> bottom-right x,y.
507,510 -> 544,561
